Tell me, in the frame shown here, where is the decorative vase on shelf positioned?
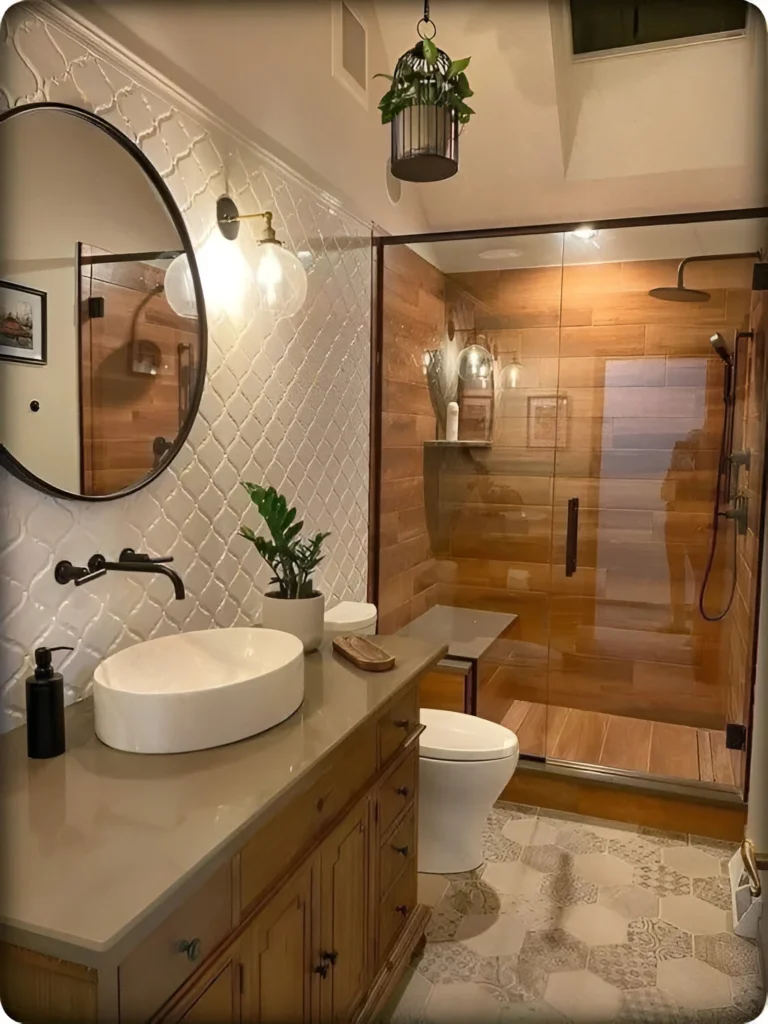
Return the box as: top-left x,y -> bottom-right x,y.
261,592 -> 325,653
238,483 -> 331,655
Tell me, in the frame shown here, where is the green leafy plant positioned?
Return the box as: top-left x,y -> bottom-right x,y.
375,43 -> 474,125
239,484 -> 330,599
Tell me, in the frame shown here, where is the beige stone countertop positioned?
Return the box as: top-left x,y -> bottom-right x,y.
0,635 -> 445,968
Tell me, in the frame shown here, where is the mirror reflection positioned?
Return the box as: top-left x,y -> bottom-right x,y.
0,107 -> 204,497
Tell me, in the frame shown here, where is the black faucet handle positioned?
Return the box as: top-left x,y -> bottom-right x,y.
55,560 -> 106,587
119,548 -> 174,565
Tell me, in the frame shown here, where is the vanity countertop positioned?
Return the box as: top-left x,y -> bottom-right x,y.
0,634 -> 445,968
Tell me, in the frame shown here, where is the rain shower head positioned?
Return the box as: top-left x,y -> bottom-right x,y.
649,250 -> 762,304
710,333 -> 732,365
648,285 -> 711,302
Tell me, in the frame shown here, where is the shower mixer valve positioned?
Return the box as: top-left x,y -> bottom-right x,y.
723,495 -> 749,536
730,449 -> 752,470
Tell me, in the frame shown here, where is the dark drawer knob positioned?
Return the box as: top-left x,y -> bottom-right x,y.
396,786 -> 410,797
177,937 -> 201,962
314,962 -> 329,978
392,844 -> 409,857
393,719 -> 410,730
321,950 -> 338,965
395,904 -> 409,918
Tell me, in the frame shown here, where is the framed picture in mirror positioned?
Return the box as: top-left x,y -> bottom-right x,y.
0,281 -> 47,365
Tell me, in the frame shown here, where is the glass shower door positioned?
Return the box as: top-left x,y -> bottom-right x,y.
546,223 -> 764,789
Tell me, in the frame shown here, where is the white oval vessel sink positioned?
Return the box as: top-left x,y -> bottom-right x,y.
93,628 -> 305,754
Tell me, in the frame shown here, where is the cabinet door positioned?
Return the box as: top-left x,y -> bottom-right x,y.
318,799 -> 371,1023
241,859 -> 316,1024
156,947 -> 240,1024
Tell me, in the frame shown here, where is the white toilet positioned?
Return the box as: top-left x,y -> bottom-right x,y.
418,708 -> 520,874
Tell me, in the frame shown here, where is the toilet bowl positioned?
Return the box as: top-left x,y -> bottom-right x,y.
418,708 -> 520,874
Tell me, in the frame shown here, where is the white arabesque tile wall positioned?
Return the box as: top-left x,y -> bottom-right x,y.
0,3 -> 372,729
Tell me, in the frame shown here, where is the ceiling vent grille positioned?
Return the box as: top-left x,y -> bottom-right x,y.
570,0 -> 747,56
333,2 -> 368,108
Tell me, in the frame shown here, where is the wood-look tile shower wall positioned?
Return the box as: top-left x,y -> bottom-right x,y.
441,258 -> 755,730
378,246 -> 442,633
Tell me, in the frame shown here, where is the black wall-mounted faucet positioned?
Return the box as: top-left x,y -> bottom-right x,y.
55,548 -> 186,600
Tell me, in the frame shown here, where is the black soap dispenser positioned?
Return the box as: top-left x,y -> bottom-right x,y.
26,646 -> 73,759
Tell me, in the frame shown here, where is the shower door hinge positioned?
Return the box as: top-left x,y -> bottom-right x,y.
725,723 -> 747,751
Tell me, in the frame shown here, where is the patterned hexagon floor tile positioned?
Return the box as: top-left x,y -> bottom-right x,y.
662,845 -> 722,878
634,862 -> 691,897
545,969 -> 623,1021
691,875 -> 732,912
599,884 -> 660,921
416,941 -> 484,985
554,826 -> 608,855
657,957 -> 732,1010
626,918 -> 692,961
660,894 -> 727,936
559,903 -> 629,946
517,928 -> 588,998
618,987 -> 688,1023
588,944 -> 658,990
693,932 -> 760,977
573,852 -> 635,887
608,836 -> 663,866
540,871 -> 599,908
521,844 -> 574,874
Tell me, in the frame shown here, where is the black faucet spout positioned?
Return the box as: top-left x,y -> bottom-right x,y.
86,553 -> 186,600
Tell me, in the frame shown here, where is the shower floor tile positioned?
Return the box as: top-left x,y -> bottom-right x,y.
502,701 -> 733,784
386,804 -> 762,1024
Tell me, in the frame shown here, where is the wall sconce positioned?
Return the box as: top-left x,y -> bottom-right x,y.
216,196 -> 308,316
165,195 -> 308,320
458,343 -> 493,382
500,351 -> 523,389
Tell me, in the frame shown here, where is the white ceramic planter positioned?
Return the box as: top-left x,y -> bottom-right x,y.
261,592 -> 325,653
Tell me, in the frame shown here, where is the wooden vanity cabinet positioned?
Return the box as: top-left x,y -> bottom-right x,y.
0,679 -> 428,1024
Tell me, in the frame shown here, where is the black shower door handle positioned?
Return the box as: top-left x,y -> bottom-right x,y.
565,498 -> 579,578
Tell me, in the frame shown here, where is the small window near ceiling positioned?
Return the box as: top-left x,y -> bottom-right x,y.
332,1 -> 368,108
570,0 -> 748,56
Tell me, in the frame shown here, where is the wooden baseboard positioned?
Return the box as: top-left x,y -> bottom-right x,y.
503,766 -> 747,842
355,904 -> 430,1024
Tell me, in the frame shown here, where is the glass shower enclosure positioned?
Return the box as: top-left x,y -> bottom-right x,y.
372,210 -> 768,801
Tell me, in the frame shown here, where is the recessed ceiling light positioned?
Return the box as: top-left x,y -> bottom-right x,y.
478,248 -> 523,260
572,227 -> 597,240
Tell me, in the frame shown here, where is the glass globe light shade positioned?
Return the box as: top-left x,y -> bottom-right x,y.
499,353 -> 523,389
164,253 -> 198,319
252,242 -> 308,316
458,344 -> 494,382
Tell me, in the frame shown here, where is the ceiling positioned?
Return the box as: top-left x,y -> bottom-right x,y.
372,0 -> 767,232
416,216 -> 768,273
72,0 -> 767,244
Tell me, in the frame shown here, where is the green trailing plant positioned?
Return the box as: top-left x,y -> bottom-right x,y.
239,483 -> 330,599
375,42 -> 474,125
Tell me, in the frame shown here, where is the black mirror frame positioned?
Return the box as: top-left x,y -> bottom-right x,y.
0,101 -> 208,502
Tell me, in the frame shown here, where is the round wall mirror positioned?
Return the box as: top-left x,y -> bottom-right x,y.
0,103 -> 207,500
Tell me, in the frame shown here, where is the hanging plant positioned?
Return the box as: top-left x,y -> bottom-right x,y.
375,2 -> 474,182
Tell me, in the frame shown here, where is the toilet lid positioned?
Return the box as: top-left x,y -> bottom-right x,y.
324,601 -> 378,630
419,708 -> 519,762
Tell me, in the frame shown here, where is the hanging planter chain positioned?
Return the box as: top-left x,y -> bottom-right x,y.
375,0 -> 474,183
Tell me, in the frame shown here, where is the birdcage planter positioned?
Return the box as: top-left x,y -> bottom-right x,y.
377,2 -> 473,184
391,103 -> 458,182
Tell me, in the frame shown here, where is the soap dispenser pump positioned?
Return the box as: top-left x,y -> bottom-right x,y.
26,646 -> 73,759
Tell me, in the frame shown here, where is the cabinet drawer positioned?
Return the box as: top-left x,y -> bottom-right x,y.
378,685 -> 419,765
240,718 -> 376,912
119,864 -> 232,1024
378,748 -> 417,837
379,805 -> 415,898
378,859 -> 417,961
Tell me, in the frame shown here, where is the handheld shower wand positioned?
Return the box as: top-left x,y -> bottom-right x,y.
699,333 -> 739,622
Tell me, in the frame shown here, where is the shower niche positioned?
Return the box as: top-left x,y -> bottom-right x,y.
373,213 -> 768,803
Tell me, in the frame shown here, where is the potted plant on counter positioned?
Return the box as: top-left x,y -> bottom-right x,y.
239,483 -> 330,652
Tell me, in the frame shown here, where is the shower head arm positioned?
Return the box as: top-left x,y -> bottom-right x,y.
676,251 -> 763,288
